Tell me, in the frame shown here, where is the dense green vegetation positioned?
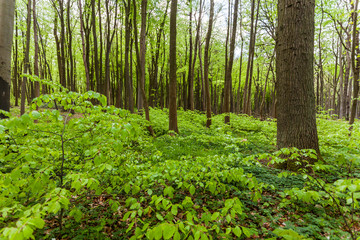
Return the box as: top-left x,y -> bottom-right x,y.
1,89 -> 360,240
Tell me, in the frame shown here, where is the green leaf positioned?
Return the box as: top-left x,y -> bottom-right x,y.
273,228 -> 304,240
30,111 -> 41,119
147,189 -> 153,195
163,224 -> 176,239
124,184 -> 131,194
171,205 -> 178,216
211,212 -> 220,221
132,185 -> 141,195
0,125 -> 6,134
194,231 -> 201,240
153,226 -> 163,240
241,226 -> 251,237
201,233 -> 209,240
22,225 -> 34,239
232,226 -> 242,237
173,231 -> 181,240
156,213 -> 164,221
28,217 -> 45,229
189,185 -> 196,195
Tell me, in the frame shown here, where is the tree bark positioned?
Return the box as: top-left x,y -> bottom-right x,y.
0,0 -> 15,118
21,0 -> 32,116
169,0 -> 179,134
33,0 -> 40,100
78,0 -> 91,92
276,0 -> 320,170
223,0 -> 239,124
204,0 -> 214,128
349,0 -> 359,126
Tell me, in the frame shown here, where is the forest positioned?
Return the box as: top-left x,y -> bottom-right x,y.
0,0 -> 360,239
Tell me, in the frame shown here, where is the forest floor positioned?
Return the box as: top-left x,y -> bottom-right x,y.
1,105 -> 360,240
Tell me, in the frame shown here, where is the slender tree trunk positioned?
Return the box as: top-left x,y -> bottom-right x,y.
78,0 -> 90,91
204,0 -> 214,127
169,0 -> 179,134
123,0 -> 134,112
223,0 -> 239,124
349,0 -> 359,126
33,0 -> 40,100
260,51 -> 275,120
185,0 -> 193,111
244,0 -> 260,115
91,0 -> 100,93
132,0 -> 154,135
343,34 -> 351,119
66,0 -> 74,91
105,0 -> 117,105
13,8 -> 19,107
98,0 -> 104,94
188,0 -> 203,111
242,0 -> 256,115
21,0 -> 32,116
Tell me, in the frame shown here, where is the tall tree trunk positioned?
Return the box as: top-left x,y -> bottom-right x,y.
276,0 -> 320,170
188,0 -> 203,111
98,0 -> 104,94
13,8 -> 19,107
244,0 -> 260,115
204,0 -> 214,127
33,0 -> 40,100
349,0 -> 359,126
21,0 -> 32,116
133,0 -> 154,135
343,33 -> 351,119
260,51 -> 275,120
91,0 -> 100,93
169,0 -> 179,134
223,0 -> 239,124
78,0 -> 91,91
105,0 -> 117,105
0,0 -> 15,118
123,0 -> 134,112
66,0 -> 74,91
185,0 -> 193,111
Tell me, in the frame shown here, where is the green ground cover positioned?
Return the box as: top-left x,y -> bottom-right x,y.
0,91 -> 360,239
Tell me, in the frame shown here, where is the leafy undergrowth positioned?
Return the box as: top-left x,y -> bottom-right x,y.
1,91 -> 360,240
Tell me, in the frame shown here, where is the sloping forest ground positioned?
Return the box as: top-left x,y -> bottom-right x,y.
0,91 -> 360,240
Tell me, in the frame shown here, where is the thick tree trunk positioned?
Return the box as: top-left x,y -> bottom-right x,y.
169,0 -> 179,134
276,0 -> 320,170
0,0 -> 15,118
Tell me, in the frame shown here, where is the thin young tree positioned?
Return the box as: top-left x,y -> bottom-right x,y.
223,0 -> 239,123
349,0 -> 359,126
133,0 -> 155,136
276,0 -> 320,169
21,0 -> 32,116
0,0 -> 15,118
204,0 -> 214,128
169,0 -> 179,134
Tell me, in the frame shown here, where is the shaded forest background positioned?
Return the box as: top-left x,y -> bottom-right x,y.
11,0 -> 358,120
